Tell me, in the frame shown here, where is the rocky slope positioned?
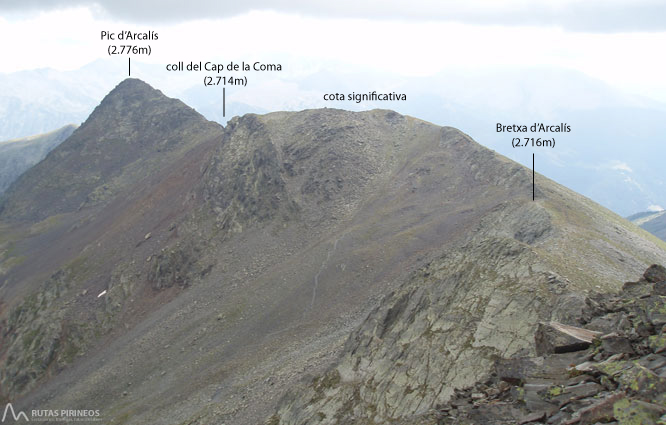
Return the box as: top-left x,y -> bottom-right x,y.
629,211 -> 666,242
269,196 -> 666,424
423,264 -> 666,425
0,79 -> 665,425
0,79 -> 225,402
0,124 -> 76,194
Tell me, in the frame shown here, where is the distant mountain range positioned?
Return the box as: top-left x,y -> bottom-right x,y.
0,124 -> 77,194
1,60 -> 664,217
628,210 -> 666,241
1,78 -> 664,424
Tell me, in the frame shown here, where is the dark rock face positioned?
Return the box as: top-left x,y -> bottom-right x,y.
600,333 -> 635,355
0,269 -> 77,398
654,281 -> 666,296
644,264 -> 666,283
429,265 -> 666,425
534,322 -> 601,355
201,114 -> 298,233
147,243 -> 199,290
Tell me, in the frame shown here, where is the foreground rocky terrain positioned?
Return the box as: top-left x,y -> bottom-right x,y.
1,79 -> 665,424
404,264 -> 666,424
269,219 -> 666,424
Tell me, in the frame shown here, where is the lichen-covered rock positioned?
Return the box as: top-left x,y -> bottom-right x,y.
0,268 -> 87,399
613,398 -> 666,425
425,265 -> 666,425
270,188 -> 666,425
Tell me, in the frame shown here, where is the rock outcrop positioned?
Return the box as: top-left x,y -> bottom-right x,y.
415,264 -> 666,425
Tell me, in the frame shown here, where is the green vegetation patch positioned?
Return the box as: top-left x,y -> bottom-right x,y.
614,398 -> 665,425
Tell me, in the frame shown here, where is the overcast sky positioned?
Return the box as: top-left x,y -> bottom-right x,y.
3,0 -> 666,31
1,1 -> 665,101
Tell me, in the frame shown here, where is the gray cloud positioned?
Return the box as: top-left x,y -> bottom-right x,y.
3,0 -> 666,32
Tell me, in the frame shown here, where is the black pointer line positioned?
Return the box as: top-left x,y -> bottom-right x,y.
223,87 -> 226,117
532,153 -> 535,201
129,57 -> 131,77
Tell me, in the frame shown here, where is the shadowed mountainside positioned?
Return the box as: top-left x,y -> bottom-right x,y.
0,79 -> 664,424
0,124 -> 77,195
629,210 -> 666,242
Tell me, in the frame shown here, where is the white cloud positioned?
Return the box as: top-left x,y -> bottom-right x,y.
610,161 -> 633,173
648,205 -> 664,212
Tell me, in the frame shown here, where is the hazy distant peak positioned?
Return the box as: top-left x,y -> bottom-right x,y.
0,124 -> 77,195
0,124 -> 78,145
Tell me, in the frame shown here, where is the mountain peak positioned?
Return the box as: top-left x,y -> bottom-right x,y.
0,78 -> 222,222
103,78 -> 164,102
87,78 -> 182,120
115,77 -> 152,88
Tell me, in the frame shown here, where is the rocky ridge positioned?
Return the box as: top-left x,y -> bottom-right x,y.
1,79 -> 666,424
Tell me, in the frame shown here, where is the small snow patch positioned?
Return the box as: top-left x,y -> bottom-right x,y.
97,290 -> 107,298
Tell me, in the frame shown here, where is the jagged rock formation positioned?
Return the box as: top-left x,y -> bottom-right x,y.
0,124 -> 76,194
0,79 -> 665,425
415,264 -> 666,425
629,211 -> 666,242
